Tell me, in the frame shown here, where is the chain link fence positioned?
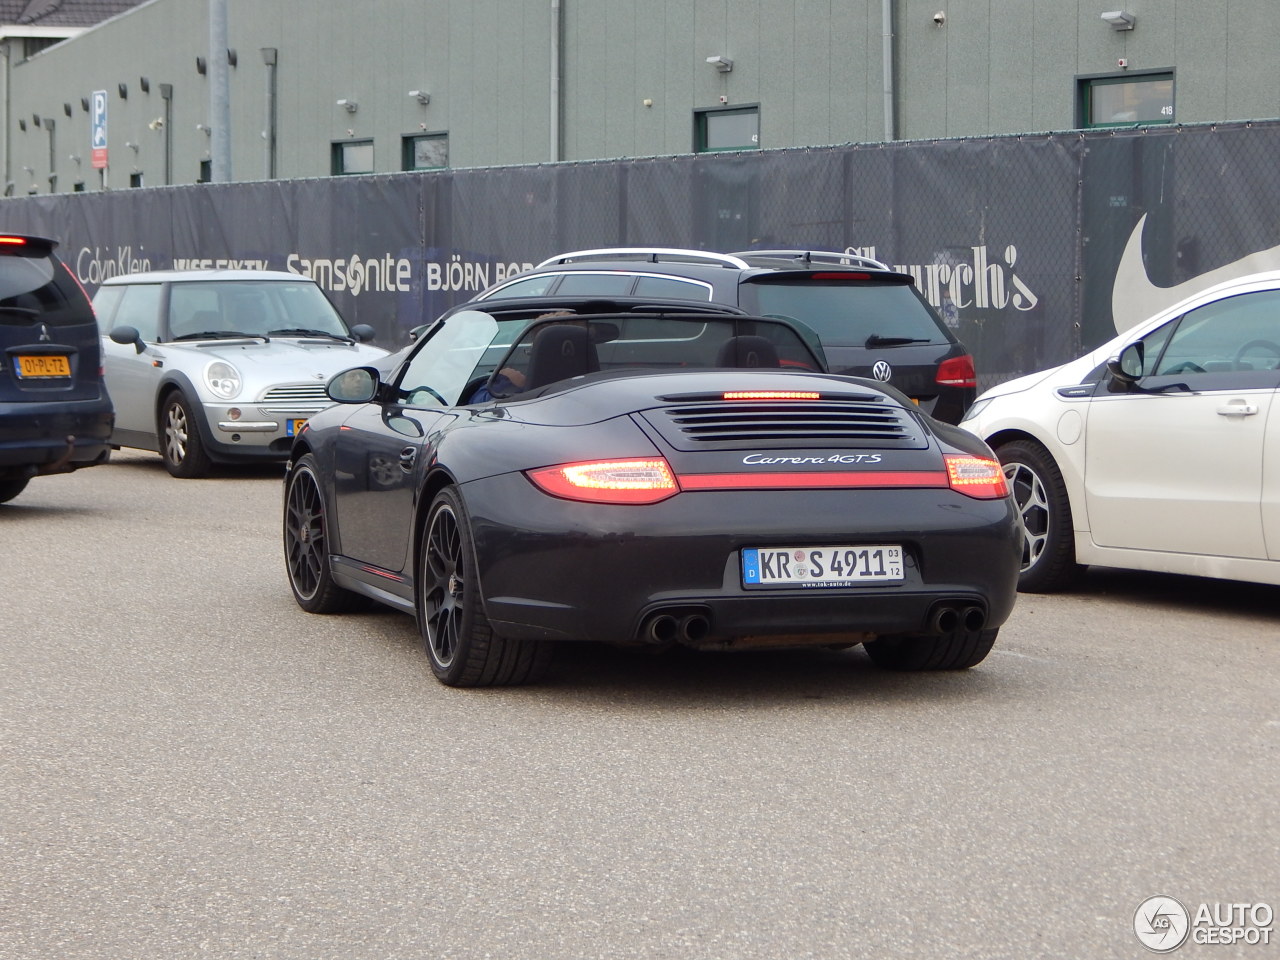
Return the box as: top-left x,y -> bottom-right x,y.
5,119 -> 1280,387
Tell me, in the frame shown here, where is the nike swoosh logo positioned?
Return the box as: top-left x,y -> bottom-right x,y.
1112,214 -> 1280,333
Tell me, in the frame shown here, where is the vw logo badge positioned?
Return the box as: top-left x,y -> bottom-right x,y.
872,360 -> 893,382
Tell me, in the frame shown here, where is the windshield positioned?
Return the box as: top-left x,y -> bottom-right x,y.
166,280 -> 349,340
396,310 -> 531,407
394,310 -> 824,407
740,279 -> 950,346
483,313 -> 822,398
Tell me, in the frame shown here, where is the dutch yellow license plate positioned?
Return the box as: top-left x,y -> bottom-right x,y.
287,418 -> 307,437
16,354 -> 71,378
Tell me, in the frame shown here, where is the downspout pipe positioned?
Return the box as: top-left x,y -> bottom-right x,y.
550,0 -> 562,162
882,0 -> 896,141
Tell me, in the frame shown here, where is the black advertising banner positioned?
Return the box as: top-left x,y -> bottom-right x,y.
6,120 -> 1280,388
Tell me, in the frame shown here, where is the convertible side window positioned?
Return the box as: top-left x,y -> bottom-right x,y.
1153,290 -> 1280,377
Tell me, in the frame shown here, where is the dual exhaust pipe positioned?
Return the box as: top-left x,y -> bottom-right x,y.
930,603 -> 986,635
643,611 -> 711,645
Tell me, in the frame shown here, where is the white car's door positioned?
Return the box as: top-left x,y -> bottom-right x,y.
1263,393 -> 1280,560
1084,289 -> 1280,560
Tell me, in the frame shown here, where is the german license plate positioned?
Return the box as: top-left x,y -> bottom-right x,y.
286,418 -> 307,437
15,354 -> 70,378
742,545 -> 904,588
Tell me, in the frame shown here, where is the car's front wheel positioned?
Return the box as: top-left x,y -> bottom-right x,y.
864,628 -> 998,670
995,439 -> 1082,592
418,487 -> 550,687
0,477 -> 30,503
159,391 -> 212,478
284,454 -> 365,613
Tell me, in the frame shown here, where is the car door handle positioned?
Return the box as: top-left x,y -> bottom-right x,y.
399,446 -> 418,471
1216,401 -> 1259,417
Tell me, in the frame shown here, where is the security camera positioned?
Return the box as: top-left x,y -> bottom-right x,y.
932,11 -> 946,25
148,118 -> 164,130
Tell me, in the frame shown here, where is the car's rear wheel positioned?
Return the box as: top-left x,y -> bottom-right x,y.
160,391 -> 212,478
284,454 -> 364,613
418,487 -> 550,687
864,628 -> 998,671
995,439 -> 1081,592
0,477 -> 30,503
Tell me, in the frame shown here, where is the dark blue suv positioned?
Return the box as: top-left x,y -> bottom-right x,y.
0,234 -> 112,503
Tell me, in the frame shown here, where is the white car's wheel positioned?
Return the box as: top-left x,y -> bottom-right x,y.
996,439 -> 1082,592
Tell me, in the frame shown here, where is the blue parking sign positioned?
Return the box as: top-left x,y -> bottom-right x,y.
91,89 -> 107,168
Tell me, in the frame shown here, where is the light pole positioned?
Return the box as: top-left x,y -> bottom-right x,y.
209,0 -> 231,181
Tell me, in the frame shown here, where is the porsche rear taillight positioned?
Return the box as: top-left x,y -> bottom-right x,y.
936,354 -> 977,388
527,458 -> 680,504
944,455 -> 1008,499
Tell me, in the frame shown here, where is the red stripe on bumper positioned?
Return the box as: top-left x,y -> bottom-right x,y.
677,471 -> 949,491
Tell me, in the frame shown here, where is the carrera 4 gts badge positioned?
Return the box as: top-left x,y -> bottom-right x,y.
742,453 -> 884,465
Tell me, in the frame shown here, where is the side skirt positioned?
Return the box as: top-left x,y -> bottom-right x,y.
331,555 -> 416,614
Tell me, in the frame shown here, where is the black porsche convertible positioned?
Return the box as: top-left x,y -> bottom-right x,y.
283,300 -> 1020,687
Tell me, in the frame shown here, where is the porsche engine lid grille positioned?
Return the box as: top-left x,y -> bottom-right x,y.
643,396 -> 926,449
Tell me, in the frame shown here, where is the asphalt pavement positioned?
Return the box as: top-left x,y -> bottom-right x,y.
1,450 -> 1277,959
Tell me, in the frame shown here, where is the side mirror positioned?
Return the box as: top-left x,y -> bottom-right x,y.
1105,341 -> 1145,387
327,366 -> 380,404
109,325 -> 146,354
349,323 -> 376,343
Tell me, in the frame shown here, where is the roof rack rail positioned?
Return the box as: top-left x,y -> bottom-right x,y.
732,249 -> 891,270
537,247 -> 751,269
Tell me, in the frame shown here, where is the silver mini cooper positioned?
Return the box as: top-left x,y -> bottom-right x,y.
94,269 -> 388,477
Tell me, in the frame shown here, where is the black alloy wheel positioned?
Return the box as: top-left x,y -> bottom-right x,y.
284,454 -> 362,613
418,486 -> 549,687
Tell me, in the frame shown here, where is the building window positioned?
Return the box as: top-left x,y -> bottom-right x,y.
332,139 -> 374,175
1078,71 -> 1174,128
694,106 -> 760,153
73,181 -> 85,193
198,159 -> 211,183
129,172 -> 144,188
402,133 -> 448,171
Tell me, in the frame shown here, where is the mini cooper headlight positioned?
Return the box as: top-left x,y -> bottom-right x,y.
205,360 -> 242,400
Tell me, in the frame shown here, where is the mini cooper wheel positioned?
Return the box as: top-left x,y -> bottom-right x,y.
284,454 -> 364,613
864,628 -> 998,671
418,487 -> 550,687
160,391 -> 212,478
995,439 -> 1081,592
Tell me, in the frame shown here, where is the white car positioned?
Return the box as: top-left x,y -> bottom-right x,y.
94,270 -> 389,477
961,271 -> 1280,591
